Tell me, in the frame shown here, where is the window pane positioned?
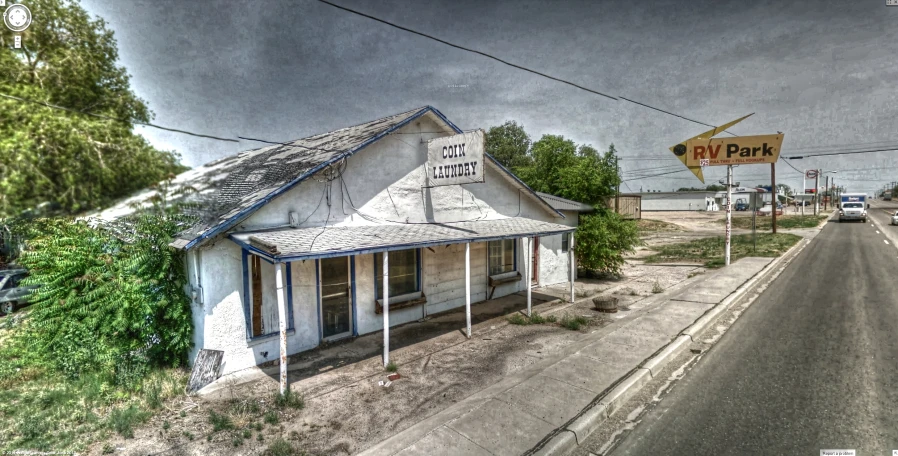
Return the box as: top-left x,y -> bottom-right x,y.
562,233 -> 569,252
375,249 -> 418,297
489,240 -> 516,275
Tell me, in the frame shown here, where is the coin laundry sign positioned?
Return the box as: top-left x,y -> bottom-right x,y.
685,134 -> 785,167
427,129 -> 485,186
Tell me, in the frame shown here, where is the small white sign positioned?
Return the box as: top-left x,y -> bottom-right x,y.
426,130 -> 485,187
820,450 -> 855,456
806,169 -> 819,179
699,158 -> 710,167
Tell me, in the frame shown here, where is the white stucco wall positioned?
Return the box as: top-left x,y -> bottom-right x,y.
640,192 -> 715,211
192,114 -> 567,374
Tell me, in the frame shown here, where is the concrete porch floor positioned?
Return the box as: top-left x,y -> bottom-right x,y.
199,286 -> 577,398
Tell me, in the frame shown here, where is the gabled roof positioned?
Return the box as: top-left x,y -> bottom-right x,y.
86,106 -> 561,251
535,192 -> 594,213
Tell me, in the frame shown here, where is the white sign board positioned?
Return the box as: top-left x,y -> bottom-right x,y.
427,130 -> 485,187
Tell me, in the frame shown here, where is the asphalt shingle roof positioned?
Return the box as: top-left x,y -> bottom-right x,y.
230,217 -> 575,261
535,192 -> 594,212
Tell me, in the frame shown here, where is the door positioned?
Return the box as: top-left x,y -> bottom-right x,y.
531,237 -> 539,285
320,257 -> 351,340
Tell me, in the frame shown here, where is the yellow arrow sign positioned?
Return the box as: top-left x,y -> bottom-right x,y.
669,113 -> 754,184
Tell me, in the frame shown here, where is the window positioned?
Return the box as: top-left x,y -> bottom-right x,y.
375,249 -> 420,297
488,239 -> 515,275
561,233 -> 570,253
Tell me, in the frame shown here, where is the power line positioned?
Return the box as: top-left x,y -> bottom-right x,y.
0,92 -> 239,143
780,157 -> 804,175
315,0 -> 752,135
315,0 -> 616,101
785,147 -> 898,159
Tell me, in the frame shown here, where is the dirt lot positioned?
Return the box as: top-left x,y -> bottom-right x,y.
96,262 -> 701,456
637,210 -> 830,248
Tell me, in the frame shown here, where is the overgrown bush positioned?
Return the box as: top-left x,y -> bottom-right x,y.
3,208 -> 195,387
575,210 -> 641,276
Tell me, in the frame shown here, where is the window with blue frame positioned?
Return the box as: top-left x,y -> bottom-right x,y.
374,249 -> 420,297
488,239 -> 516,275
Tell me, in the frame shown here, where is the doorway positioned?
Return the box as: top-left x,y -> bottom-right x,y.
320,257 -> 352,340
531,237 -> 539,285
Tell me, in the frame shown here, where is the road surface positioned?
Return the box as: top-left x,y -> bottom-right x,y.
596,200 -> 898,455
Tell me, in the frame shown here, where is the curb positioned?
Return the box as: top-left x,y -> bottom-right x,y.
536,237 -> 811,456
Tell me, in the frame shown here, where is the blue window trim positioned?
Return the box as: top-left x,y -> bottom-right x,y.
350,256 -> 358,337
374,248 -> 422,298
241,248 -> 296,342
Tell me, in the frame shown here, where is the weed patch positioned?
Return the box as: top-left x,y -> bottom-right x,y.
643,233 -> 801,268
108,404 -> 151,438
208,410 -> 234,432
265,438 -> 300,456
651,282 -> 664,293
384,362 -> 398,373
274,390 -> 305,410
560,315 -> 591,331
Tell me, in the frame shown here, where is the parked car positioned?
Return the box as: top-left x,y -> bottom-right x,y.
757,203 -> 784,216
735,201 -> 749,211
891,211 -> 898,226
0,268 -> 38,315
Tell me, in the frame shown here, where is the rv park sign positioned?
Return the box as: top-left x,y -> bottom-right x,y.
685,133 -> 785,167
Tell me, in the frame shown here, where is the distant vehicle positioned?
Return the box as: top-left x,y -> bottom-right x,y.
839,193 -> 867,223
795,200 -> 810,207
892,211 -> 898,226
735,200 -> 749,211
757,202 -> 783,216
0,268 -> 38,315
884,190 -> 892,201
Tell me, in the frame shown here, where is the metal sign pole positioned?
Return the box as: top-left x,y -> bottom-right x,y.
751,192 -> 757,252
726,165 -> 732,266
771,163 -> 777,234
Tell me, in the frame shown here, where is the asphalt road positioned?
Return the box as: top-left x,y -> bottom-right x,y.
602,200 -> 898,456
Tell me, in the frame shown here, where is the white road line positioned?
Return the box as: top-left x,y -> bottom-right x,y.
877,231 -> 881,234
885,240 -> 890,245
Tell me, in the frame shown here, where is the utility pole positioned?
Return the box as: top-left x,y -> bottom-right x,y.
615,156 -> 620,214
771,163 -> 777,234
814,169 -> 820,216
725,165 -> 733,266
824,175 -> 829,211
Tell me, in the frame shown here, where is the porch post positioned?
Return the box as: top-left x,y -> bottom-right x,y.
526,237 -> 532,317
569,233 -> 575,302
465,242 -> 471,338
382,251 -> 390,367
274,261 -> 289,395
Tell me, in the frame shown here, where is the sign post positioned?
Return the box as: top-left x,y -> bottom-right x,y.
725,165 -> 733,266
771,163 -> 777,234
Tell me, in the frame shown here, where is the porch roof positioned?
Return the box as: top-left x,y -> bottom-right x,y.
229,217 -> 575,262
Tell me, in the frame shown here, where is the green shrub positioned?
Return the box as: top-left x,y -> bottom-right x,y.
274,389 -> 305,409
507,314 -> 530,325
264,411 -> 279,425
545,315 -> 558,323
651,282 -> 663,293
10,210 -> 196,386
209,410 -> 234,432
575,211 -> 641,276
529,313 -> 546,324
108,404 -> 151,438
384,362 -> 398,373
265,438 -> 299,456
560,315 -> 590,331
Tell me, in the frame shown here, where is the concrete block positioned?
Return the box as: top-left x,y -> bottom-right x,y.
597,368 -> 652,416
543,354 -> 632,394
447,399 -> 556,456
640,335 -> 692,378
565,402 -> 608,444
498,375 -> 596,427
531,430 -> 578,456
395,426 -> 492,456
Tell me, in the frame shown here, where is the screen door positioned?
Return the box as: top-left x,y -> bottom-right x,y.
320,257 -> 351,340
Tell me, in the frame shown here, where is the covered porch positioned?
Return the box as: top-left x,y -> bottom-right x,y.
228,217 -> 576,394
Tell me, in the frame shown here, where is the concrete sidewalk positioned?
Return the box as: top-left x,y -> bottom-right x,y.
357,257 -> 775,456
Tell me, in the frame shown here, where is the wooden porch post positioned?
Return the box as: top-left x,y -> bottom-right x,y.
382,251 -> 390,367
569,233 -> 575,302
275,261 -> 289,395
465,242 -> 471,338
526,237 -> 532,317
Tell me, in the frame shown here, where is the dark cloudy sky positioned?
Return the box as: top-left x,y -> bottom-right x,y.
78,0 -> 898,195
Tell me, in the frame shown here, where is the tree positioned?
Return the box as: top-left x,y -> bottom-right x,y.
0,0 -> 188,217
484,121 -> 532,171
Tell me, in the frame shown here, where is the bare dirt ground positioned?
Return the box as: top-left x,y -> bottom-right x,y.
95,262 -> 701,456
